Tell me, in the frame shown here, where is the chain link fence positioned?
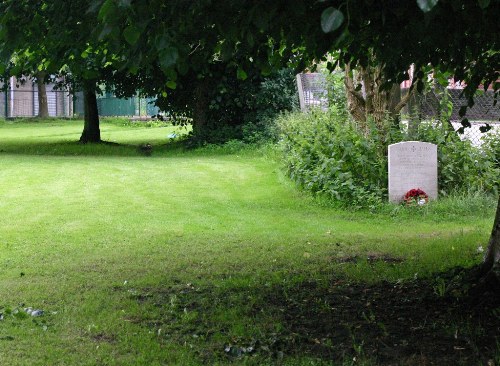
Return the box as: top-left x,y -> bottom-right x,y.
402,88 -> 500,146
296,73 -> 500,146
0,76 -> 160,119
0,89 -> 73,118
296,73 -> 329,111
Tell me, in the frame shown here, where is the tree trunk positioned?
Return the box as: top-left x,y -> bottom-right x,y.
344,64 -> 368,131
388,84 -> 402,128
192,79 -> 210,138
79,83 -> 101,143
344,63 -> 413,140
36,71 -> 49,118
370,81 -> 390,134
482,195 -> 500,274
467,194 -> 500,296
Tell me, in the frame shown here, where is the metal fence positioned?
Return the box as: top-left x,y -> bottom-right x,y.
0,89 -> 73,118
402,88 -> 500,146
295,73 -> 500,146
73,93 -> 160,117
296,73 -> 329,111
0,91 -> 160,119
402,88 -> 499,121
0,85 -> 160,119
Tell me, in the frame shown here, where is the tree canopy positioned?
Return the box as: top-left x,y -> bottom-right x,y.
1,0 -> 498,94
87,0 -> 500,97
1,0 -> 497,118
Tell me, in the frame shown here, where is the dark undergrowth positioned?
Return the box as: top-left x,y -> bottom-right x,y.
126,266 -> 500,365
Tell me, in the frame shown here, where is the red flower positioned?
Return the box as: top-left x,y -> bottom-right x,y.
403,188 -> 428,205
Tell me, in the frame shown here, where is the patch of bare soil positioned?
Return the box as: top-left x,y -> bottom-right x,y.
132,266 -> 500,365
264,266 -> 500,365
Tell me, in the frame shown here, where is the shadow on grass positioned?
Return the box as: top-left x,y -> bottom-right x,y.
0,140 -> 265,159
125,266 -> 500,365
0,140 -> 189,157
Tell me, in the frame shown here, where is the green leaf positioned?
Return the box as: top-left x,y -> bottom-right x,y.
416,0 -> 438,12
98,24 -> 113,40
166,81 -> 177,90
479,123 -> 491,133
98,0 -> 114,20
123,25 -> 141,45
177,62 -> 189,76
458,105 -> 467,117
477,0 -> 490,9
159,47 -> 179,71
321,7 -> 344,33
118,0 -> 132,7
246,33 -> 254,48
237,67 -> 248,80
155,34 -> 169,50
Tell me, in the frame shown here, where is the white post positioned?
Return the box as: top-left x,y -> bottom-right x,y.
9,76 -> 15,117
296,74 -> 306,111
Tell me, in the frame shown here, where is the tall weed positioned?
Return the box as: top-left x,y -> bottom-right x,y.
405,121 -> 500,195
278,110 -> 499,209
278,109 -> 387,209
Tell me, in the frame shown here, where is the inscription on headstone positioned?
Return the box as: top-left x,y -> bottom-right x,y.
388,141 -> 438,203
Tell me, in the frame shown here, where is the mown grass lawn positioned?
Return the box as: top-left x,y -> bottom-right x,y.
0,119 -> 497,365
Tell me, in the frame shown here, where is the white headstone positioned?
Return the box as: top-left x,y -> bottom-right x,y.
388,141 -> 438,203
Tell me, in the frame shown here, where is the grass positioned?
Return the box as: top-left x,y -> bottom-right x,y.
0,118 -> 497,365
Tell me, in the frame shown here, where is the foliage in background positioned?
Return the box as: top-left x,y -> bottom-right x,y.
242,68 -> 299,143
406,122 -> 500,196
158,67 -> 298,145
482,131 -> 500,170
322,69 -> 347,113
278,92 -> 500,208
278,108 -> 387,209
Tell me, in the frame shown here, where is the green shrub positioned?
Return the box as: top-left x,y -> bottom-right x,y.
323,70 -> 347,113
162,66 -> 298,146
482,130 -> 500,170
406,122 -> 500,195
278,109 -> 499,209
278,108 -> 387,209
242,68 -> 299,143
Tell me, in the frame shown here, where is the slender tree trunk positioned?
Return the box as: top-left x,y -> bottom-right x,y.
344,63 -> 412,140
344,64 -> 367,129
36,71 -> 49,118
79,82 -> 101,143
192,79 -> 210,138
482,195 -> 500,274
467,194 -> 500,296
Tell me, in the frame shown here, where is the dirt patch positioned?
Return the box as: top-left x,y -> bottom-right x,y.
335,253 -> 405,264
263,267 -> 500,365
366,253 -> 405,264
92,333 -> 117,344
129,266 -> 500,365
